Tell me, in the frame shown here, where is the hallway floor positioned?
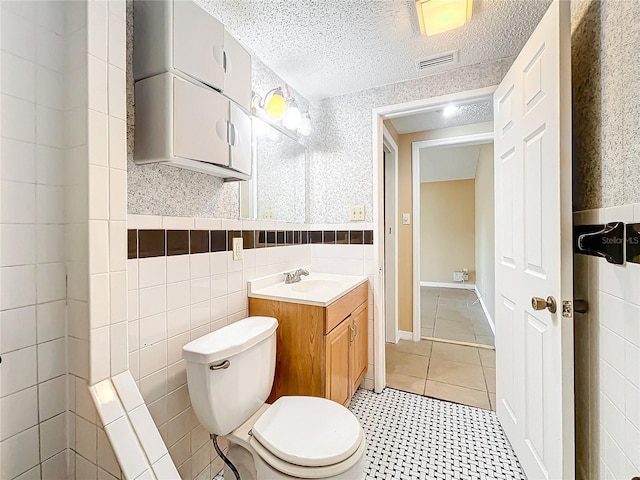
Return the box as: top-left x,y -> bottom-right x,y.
421,286 -> 494,346
386,339 -> 496,410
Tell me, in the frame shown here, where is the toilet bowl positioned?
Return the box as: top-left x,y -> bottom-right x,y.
182,316 -> 366,480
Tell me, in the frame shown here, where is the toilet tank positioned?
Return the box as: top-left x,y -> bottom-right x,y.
182,316 -> 278,436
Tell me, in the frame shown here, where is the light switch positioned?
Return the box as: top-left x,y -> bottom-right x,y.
232,237 -> 243,260
402,213 -> 411,225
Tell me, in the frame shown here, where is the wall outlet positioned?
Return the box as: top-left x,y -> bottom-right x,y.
232,237 -> 243,260
402,213 -> 411,225
350,205 -> 365,221
263,208 -> 275,220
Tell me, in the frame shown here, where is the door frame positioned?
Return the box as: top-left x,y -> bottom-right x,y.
411,132 -> 494,339
372,85 -> 498,392
382,127 -> 399,344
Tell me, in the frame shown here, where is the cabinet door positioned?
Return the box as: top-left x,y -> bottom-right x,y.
173,77 -> 229,166
324,319 -> 351,406
173,0 -> 225,91
350,302 -> 368,394
229,102 -> 252,175
223,30 -> 252,111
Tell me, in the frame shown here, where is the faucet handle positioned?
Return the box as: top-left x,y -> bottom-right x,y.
284,271 -> 295,283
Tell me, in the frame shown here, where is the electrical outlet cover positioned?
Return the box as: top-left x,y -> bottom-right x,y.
232,237 -> 243,260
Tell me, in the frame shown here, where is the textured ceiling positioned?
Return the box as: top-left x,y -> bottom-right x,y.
420,144 -> 481,183
199,0 -> 552,101
391,100 -> 493,134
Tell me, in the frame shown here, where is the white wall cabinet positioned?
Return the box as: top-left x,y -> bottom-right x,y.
133,0 -> 253,179
134,0 -> 251,111
134,74 -> 251,180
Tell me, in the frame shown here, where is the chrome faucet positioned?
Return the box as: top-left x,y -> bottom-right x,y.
284,268 -> 309,284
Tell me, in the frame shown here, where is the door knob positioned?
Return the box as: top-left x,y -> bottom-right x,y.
531,296 -> 557,314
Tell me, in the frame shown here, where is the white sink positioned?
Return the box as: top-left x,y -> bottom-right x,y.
248,270 -> 368,307
289,279 -> 343,293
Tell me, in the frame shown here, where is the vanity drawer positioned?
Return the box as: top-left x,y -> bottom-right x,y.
324,282 -> 368,334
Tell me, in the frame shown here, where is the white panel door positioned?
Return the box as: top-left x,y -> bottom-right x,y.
384,149 -> 397,343
493,2 -> 573,479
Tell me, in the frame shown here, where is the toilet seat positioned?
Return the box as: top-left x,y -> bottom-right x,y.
248,396 -> 365,478
250,432 -> 366,479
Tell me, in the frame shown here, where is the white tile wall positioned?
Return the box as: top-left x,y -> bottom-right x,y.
126,216 -> 314,478
574,206 -> 640,478
0,2 -> 69,478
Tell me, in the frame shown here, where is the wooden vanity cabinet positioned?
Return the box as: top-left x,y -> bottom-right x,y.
248,282 -> 368,406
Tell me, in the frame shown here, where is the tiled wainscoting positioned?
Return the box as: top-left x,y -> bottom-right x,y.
125,215 -> 375,478
574,206 -> 640,479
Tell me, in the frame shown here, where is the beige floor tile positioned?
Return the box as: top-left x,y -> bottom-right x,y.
427,357 -> 486,391
424,380 -> 491,410
436,305 -> 473,329
433,324 -> 477,343
387,373 -> 426,395
476,334 -> 495,347
421,315 -> 436,330
484,367 -> 496,393
435,316 -> 475,331
420,327 -> 434,338
489,393 -> 497,411
431,342 -> 481,365
386,350 -> 429,379
387,339 -> 432,357
471,319 -> 493,335
478,348 -> 496,368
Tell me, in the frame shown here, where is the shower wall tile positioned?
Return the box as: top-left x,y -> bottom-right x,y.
0,2 -> 71,478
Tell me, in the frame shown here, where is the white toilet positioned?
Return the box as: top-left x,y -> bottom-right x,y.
182,316 -> 367,480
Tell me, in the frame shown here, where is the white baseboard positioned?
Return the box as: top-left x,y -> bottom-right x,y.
420,281 -> 476,290
475,286 -> 495,335
398,330 -> 413,341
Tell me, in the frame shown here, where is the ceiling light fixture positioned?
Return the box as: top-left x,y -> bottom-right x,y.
415,0 -> 473,36
443,105 -> 458,117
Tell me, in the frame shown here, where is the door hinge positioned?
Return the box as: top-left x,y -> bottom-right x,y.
562,300 -> 572,318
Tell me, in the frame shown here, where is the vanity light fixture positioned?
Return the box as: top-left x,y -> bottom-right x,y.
282,97 -> 302,130
254,87 -> 287,120
415,0 -> 473,36
252,85 -> 313,137
298,112 -> 313,137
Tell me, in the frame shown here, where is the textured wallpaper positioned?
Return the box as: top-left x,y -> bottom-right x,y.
308,57 -> 514,223
571,0 -> 640,211
126,1 -> 310,218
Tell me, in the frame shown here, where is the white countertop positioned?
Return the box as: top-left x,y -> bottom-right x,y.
248,268 -> 368,307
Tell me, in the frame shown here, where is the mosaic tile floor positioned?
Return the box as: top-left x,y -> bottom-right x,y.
214,388 -> 526,480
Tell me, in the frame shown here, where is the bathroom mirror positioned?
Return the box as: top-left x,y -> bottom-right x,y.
240,117 -> 307,223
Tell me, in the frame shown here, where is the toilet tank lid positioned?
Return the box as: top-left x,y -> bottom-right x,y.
182,316 -> 278,364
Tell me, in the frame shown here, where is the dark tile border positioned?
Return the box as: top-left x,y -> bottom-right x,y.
127,229 -> 374,259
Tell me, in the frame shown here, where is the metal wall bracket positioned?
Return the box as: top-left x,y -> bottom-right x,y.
627,223 -> 640,264
574,222 -> 625,265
